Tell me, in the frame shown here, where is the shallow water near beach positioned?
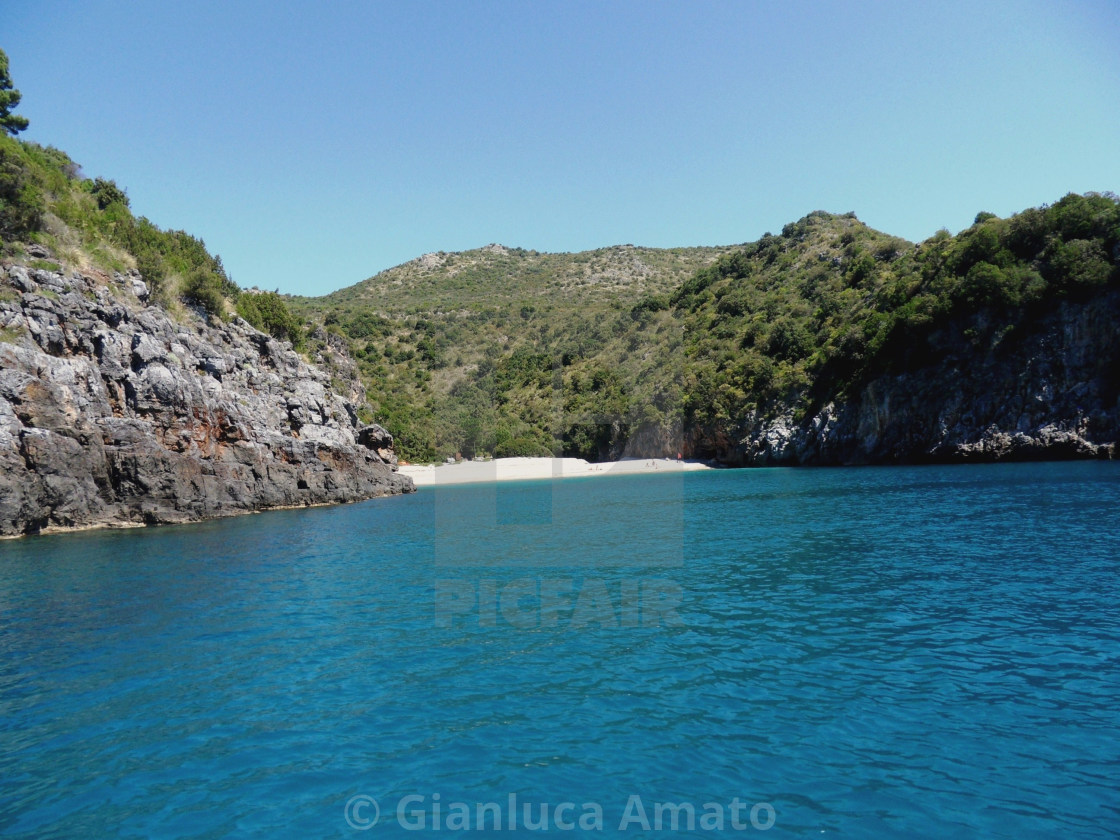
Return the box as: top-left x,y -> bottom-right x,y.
2,462 -> 1119,838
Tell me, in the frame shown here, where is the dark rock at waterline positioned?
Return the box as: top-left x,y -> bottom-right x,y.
678,290 -> 1120,466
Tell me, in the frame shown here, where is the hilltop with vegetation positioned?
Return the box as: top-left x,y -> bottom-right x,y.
288,242 -> 740,459
290,196 -> 1120,464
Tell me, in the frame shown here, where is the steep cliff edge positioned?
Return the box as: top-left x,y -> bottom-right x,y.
655,198 -> 1120,466
0,262 -> 413,537
706,289 -> 1120,465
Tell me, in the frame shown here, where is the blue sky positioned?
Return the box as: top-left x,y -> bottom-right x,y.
4,1 -> 1119,296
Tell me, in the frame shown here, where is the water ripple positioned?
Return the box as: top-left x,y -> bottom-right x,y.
1,463 -> 1118,837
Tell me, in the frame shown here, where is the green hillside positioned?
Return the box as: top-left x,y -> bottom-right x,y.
670,198 -> 1120,452
292,195 -> 1120,463
288,242 -> 739,460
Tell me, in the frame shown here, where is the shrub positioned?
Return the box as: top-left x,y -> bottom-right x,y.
1046,238 -> 1113,290
236,290 -> 305,349
181,268 -> 227,318
765,318 -> 813,362
494,434 -> 552,458
0,137 -> 43,240
89,177 -> 129,210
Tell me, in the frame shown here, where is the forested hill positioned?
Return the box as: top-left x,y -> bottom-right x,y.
669,197 -> 1119,463
4,114 -> 1115,469
286,242 -> 741,458
293,194 -> 1120,465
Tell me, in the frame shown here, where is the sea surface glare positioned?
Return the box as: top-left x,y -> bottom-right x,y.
1,462 -> 1118,837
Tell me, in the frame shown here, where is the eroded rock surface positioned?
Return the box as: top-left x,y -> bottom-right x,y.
691,291 -> 1120,465
0,264 -> 413,536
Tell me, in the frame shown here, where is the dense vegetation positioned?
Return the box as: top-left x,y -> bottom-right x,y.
292,195 -> 1120,463
288,243 -> 739,460
671,197 -> 1120,446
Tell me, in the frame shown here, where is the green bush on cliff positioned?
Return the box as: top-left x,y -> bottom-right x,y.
236,290 -> 305,349
89,177 -> 128,210
181,268 -> 228,317
0,136 -> 43,242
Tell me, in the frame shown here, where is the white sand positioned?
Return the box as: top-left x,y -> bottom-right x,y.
397,456 -> 711,487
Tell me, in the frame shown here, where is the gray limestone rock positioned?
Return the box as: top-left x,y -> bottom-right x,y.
0,263 -> 413,537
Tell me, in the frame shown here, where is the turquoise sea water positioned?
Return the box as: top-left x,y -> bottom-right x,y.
2,462 -> 1119,838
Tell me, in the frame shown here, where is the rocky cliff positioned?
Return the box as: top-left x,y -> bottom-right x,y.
693,290 -> 1120,466
0,262 -> 413,537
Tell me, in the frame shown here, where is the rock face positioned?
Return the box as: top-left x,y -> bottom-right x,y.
689,290 -> 1120,466
0,264 -> 413,537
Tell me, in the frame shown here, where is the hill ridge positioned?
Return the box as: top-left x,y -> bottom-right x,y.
290,194 -> 1119,464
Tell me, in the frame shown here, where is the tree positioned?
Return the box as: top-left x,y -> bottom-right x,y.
0,49 -> 29,135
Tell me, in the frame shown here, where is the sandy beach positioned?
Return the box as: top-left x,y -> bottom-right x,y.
397,456 -> 711,487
